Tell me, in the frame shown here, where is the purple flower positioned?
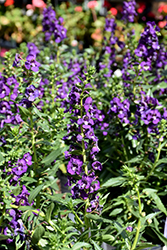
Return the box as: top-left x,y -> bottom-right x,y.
19,98 -> 32,108
25,85 -> 39,101
27,42 -> 40,56
126,226 -> 133,232
13,53 -> 22,67
25,54 -> 40,72
67,156 -> 83,175
12,159 -> 28,176
92,161 -> 102,171
122,0 -> 137,23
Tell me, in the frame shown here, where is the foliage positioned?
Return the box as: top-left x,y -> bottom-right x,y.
0,1 -> 167,250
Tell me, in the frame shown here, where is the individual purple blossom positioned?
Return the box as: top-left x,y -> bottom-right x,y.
126,226 -> 133,232
67,156 -> 83,175
27,42 -> 40,56
25,54 -> 40,72
19,98 -> 32,108
25,85 -> 39,101
12,159 -> 28,176
13,53 -> 22,67
92,161 -> 102,171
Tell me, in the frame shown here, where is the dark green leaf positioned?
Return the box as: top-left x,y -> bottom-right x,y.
31,225 -> 45,244
151,192 -> 167,216
28,184 -> 44,204
18,106 -> 30,116
72,242 -> 92,250
45,203 -> 54,222
109,208 -> 123,217
102,177 -> 125,188
91,240 -> 103,250
42,149 -> 62,165
135,244 -> 158,250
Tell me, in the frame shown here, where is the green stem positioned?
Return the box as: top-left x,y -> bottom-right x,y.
121,135 -> 129,165
131,186 -> 142,250
73,210 -> 84,225
30,113 -> 38,172
146,141 -> 161,181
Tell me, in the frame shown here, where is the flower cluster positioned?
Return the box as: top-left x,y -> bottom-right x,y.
2,186 -> 30,244
6,153 -> 32,184
2,153 -> 32,244
135,21 -> 160,70
109,97 -> 131,124
134,95 -> 165,134
64,81 -> 103,213
42,6 -> 67,43
122,0 -> 137,23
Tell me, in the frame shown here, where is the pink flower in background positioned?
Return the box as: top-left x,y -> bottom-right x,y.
32,0 -> 46,8
26,0 -> 46,10
87,1 -> 98,9
0,48 -> 9,57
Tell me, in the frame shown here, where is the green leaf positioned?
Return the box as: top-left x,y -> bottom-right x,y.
155,158 -> 167,167
42,149 -> 62,165
21,176 -> 37,183
72,242 -> 92,250
45,203 -> 54,222
91,240 -> 103,250
86,214 -> 112,224
125,155 -> 142,163
102,177 -> 125,188
101,234 -> 115,245
18,105 -> 30,116
135,244 -> 158,250
31,225 -> 45,245
0,152 -> 4,162
152,228 -> 167,246
109,208 -> 123,217
151,192 -> 167,216
0,235 -> 11,241
28,184 -> 44,204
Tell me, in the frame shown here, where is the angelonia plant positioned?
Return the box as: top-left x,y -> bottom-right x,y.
0,1 -> 167,250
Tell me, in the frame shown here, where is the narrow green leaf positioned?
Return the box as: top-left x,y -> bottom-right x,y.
18,105 -> 30,116
151,192 -> 167,216
0,235 -> 11,241
152,228 -> 167,246
102,177 -> 125,188
101,234 -> 115,245
109,208 -> 123,217
135,244 -> 158,250
45,203 -> 54,222
31,225 -> 45,244
28,184 -> 44,204
72,242 -> 92,250
42,149 -> 62,165
91,240 -> 103,250
155,158 -> 167,167
0,152 -> 4,162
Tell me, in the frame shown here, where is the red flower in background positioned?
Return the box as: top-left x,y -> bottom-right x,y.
109,7 -> 117,16
4,0 -> 14,6
137,2 -> 146,14
87,1 -> 98,9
